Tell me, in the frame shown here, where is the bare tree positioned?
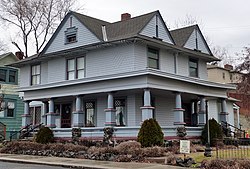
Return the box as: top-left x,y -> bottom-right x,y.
0,39 -> 8,54
0,0 -> 80,57
172,14 -> 202,29
210,46 -> 236,66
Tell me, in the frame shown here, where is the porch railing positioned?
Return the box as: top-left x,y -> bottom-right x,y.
221,121 -> 246,138
0,122 -> 6,141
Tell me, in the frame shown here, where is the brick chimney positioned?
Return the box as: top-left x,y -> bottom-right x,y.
224,64 -> 233,70
15,51 -> 24,60
121,13 -> 131,21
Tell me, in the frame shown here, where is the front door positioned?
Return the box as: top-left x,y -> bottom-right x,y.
61,104 -> 72,128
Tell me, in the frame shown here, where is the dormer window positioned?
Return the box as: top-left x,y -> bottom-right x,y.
65,27 -> 78,44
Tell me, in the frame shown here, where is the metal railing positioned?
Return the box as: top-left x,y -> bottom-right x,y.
0,122 -> 6,141
221,121 -> 246,138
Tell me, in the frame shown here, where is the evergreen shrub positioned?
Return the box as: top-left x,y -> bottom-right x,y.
35,127 -> 54,144
201,118 -> 223,146
137,118 -> 164,147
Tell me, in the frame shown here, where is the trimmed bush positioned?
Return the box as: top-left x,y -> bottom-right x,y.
201,118 -> 223,146
35,127 -> 54,144
137,118 -> 164,147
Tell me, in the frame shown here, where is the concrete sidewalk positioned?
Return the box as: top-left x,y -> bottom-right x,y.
0,153 -> 187,169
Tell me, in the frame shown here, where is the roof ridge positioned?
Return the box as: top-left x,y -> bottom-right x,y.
170,24 -> 198,32
71,11 -> 110,24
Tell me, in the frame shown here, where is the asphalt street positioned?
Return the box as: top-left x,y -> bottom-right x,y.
0,161 -> 71,169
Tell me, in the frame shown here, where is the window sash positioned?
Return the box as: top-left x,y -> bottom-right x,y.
31,65 -> 41,85
9,70 -> 16,83
189,59 -> 198,77
148,48 -> 159,69
0,69 -> 6,82
67,57 -> 85,80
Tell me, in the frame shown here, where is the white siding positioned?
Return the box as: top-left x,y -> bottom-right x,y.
48,57 -> 66,83
155,95 -> 175,126
45,15 -> 100,54
41,62 -> 48,84
227,101 -> 234,128
86,44 -> 135,78
177,54 -> 189,76
20,65 -> 30,87
127,94 -> 136,126
140,15 -> 173,44
208,99 -> 219,121
184,30 -> 210,54
134,44 -> 147,70
199,60 -> 208,80
135,94 -> 143,125
96,96 -> 106,127
160,50 -> 175,74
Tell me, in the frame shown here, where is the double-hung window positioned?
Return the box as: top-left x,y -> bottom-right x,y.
31,65 -> 41,85
148,48 -> 159,69
0,68 -> 17,84
0,100 -> 16,118
114,99 -> 126,126
189,59 -> 198,77
67,57 -> 85,80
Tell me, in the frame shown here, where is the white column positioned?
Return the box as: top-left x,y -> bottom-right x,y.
105,92 -> 116,127
21,101 -> 31,127
220,99 -> 228,123
198,97 -> 206,126
140,89 -> 154,121
46,98 -> 56,128
73,95 -> 84,127
173,92 -> 185,126
42,101 -> 48,125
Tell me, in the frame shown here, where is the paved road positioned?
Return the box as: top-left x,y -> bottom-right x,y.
0,161 -> 70,169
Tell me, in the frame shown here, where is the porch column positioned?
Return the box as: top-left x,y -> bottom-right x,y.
104,92 -> 116,127
42,101 -> 48,125
140,88 -> 154,121
220,99 -> 228,123
73,95 -> 84,127
173,92 -> 185,126
21,101 -> 31,128
46,98 -> 56,128
198,97 -> 206,126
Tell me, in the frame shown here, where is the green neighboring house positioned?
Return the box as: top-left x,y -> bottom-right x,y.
0,52 -> 23,139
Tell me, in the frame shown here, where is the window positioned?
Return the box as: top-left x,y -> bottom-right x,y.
29,106 -> 41,125
65,27 -> 78,44
114,99 -> 126,126
0,68 -> 17,84
222,72 -> 225,80
189,59 -> 198,77
0,100 -> 16,118
31,65 -> 40,85
148,48 -> 159,69
67,57 -> 85,80
85,101 -> 95,127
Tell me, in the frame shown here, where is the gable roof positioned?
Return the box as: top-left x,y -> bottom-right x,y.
105,11 -> 157,41
170,25 -> 197,47
0,52 -> 18,60
72,11 -> 110,40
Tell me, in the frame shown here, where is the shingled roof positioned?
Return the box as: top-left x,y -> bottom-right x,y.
170,25 -> 198,47
72,11 -> 110,40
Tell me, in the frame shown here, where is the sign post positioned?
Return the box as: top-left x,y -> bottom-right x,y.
180,140 -> 190,159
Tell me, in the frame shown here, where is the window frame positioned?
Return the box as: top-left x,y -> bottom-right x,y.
66,56 -> 85,80
147,47 -> 159,69
189,58 -> 199,78
65,26 -> 78,44
0,67 -> 18,84
84,100 -> 96,127
114,98 -> 127,126
31,64 -> 41,85
0,99 -> 16,118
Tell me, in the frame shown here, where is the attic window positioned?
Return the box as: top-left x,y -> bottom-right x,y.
65,27 -> 78,44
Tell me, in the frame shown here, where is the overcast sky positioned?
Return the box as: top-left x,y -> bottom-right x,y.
1,0 -> 249,58
83,0 -> 250,57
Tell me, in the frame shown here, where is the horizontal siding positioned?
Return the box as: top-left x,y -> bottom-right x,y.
140,15 -> 173,44
199,60 -> 208,80
134,43 -> 147,70
96,96 -> 106,127
155,95 -> 175,126
208,99 -> 219,121
127,94 -> 136,126
86,44 -> 135,78
184,30 -> 210,54
177,54 -> 189,76
41,62 -> 48,84
48,57 -> 66,83
227,101 -> 234,127
160,50 -> 175,73
135,93 -> 143,125
20,65 -> 30,87
45,15 -> 100,54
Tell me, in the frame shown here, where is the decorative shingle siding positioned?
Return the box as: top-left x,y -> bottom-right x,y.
140,15 -> 173,44
44,15 -> 100,54
184,30 -> 210,54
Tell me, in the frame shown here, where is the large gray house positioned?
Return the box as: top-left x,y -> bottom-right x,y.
11,11 -> 235,140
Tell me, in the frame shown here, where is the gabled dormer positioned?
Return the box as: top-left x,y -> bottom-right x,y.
43,11 -> 109,54
170,25 -> 212,55
139,11 -> 174,44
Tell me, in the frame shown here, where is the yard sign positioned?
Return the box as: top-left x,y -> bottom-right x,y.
180,140 -> 190,154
